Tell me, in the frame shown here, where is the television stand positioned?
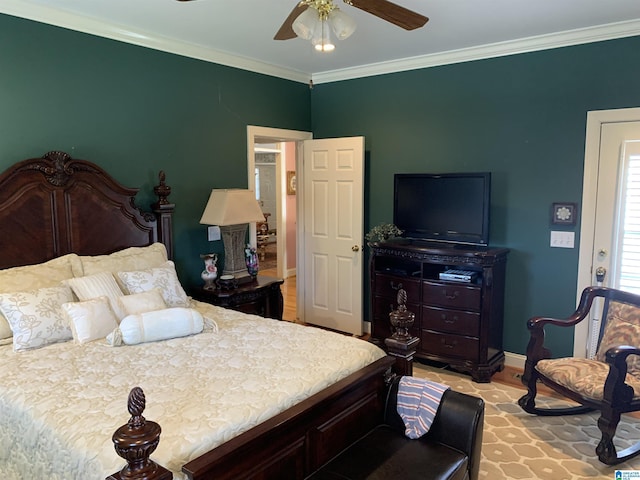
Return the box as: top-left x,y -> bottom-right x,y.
369,240 -> 509,382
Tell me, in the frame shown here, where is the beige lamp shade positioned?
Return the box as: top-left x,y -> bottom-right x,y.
199,189 -> 264,226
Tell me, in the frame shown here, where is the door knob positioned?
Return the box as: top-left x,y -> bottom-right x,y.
595,266 -> 606,283
352,245 -> 360,252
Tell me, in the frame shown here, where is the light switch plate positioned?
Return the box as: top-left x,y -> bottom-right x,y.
207,225 -> 221,241
550,231 -> 575,248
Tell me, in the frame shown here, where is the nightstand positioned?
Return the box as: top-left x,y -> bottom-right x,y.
192,275 -> 284,320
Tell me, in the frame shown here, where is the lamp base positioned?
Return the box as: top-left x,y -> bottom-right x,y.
220,224 -> 252,278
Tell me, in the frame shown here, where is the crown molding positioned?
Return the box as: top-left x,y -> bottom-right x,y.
2,1 -> 639,85
312,19 -> 640,84
0,0 -> 310,83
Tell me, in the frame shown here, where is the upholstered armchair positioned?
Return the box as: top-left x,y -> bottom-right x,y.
518,286 -> 640,465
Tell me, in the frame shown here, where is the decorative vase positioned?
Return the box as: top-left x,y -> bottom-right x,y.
200,253 -> 218,290
244,244 -> 259,277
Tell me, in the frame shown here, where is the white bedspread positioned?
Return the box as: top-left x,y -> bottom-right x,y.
0,301 -> 386,479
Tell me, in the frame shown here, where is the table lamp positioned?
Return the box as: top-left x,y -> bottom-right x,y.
200,189 -> 264,278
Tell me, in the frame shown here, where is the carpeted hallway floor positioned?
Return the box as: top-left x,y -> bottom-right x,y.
413,362 -> 640,480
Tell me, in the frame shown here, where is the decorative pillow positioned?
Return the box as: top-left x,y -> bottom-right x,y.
0,284 -> 74,351
65,272 -> 126,320
117,261 -> 189,308
597,301 -> 640,377
77,243 -> 168,278
106,307 -> 204,346
0,315 -> 11,340
117,288 -> 167,316
0,253 -> 80,339
61,296 -> 119,344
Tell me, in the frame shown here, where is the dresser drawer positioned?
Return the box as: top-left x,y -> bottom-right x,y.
422,305 -> 480,337
374,274 -> 421,302
421,330 -> 479,361
422,281 -> 481,310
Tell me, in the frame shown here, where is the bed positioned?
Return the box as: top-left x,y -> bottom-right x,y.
0,151 -> 394,480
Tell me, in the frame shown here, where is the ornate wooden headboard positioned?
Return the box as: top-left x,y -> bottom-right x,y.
0,151 -> 174,270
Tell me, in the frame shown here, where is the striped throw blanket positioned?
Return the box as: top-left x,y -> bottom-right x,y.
397,376 -> 450,439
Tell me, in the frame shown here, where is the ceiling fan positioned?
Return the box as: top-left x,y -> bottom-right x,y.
273,0 -> 429,41
175,0 -> 428,51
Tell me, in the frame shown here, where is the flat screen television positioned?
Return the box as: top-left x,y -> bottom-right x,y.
393,172 -> 491,246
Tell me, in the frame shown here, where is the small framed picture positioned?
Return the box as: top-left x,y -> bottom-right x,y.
287,171 -> 296,195
552,203 -> 578,225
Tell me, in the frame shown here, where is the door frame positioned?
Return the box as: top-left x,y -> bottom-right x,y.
575,107 -> 640,356
247,126 -> 313,318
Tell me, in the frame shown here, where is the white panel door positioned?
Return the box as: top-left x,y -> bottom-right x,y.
301,136 -> 364,335
577,111 -> 640,357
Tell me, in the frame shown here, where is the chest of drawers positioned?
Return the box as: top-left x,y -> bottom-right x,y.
370,240 -> 508,382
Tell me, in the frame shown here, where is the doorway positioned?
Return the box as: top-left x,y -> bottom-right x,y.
247,126 -> 313,323
575,107 -> 640,357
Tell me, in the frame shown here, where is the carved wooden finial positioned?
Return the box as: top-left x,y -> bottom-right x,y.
153,170 -> 171,205
396,287 -> 407,312
127,386 -> 146,429
108,387 -> 172,480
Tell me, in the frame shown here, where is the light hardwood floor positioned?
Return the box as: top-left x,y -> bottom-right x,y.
258,269 -> 297,322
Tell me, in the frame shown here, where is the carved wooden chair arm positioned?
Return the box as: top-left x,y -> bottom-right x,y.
527,287 -> 602,332
602,345 -> 640,405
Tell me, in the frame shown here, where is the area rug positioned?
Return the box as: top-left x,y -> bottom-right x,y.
413,363 -> 640,480
259,242 -> 277,270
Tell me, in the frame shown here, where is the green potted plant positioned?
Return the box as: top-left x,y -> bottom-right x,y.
365,223 -> 403,245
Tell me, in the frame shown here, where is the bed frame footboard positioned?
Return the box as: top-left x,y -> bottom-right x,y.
108,356 -> 394,480
182,355 -> 395,480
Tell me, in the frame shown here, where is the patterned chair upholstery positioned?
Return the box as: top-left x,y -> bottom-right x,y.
518,286 -> 640,465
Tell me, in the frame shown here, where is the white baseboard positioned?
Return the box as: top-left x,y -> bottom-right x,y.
504,352 -> 526,370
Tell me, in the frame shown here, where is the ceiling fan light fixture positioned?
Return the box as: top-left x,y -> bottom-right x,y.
328,8 -> 356,40
312,19 -> 335,52
292,7 -> 318,40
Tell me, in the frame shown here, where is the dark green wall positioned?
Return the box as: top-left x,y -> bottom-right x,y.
0,14 -> 311,290
3,11 -> 640,357
310,36 -> 640,357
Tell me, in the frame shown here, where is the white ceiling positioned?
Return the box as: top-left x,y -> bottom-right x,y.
3,0 -> 640,84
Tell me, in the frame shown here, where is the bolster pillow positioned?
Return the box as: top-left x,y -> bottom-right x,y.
107,307 -> 204,346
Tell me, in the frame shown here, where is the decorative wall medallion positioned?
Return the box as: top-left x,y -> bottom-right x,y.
552,203 -> 578,225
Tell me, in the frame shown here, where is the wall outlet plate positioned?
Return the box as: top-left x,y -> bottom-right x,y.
207,225 -> 221,241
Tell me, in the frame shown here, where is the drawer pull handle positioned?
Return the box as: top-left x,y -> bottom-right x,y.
440,313 -> 456,324
440,339 -> 457,349
390,281 -> 403,291
443,290 -> 459,300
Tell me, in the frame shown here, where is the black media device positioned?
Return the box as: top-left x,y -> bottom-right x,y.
393,172 -> 491,246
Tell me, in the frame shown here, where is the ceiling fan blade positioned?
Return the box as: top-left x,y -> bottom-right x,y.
274,4 -> 309,40
348,0 -> 428,30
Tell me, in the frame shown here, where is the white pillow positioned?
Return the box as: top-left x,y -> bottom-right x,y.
62,297 -> 119,344
117,261 -> 189,308
65,272 -> 126,320
0,253 -> 81,340
106,308 -> 204,346
78,243 -> 168,277
117,288 -> 167,316
0,285 -> 74,351
0,315 -> 12,340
